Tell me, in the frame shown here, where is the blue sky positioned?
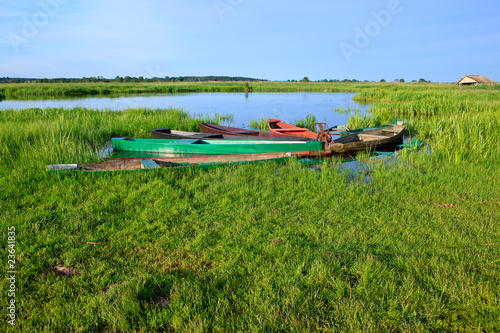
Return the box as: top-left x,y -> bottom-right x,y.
1,0 -> 499,82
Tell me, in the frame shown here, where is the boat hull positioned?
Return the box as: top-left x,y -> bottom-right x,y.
150,128 -> 305,141
112,138 -> 323,155
198,123 -> 311,141
268,119 -> 318,139
150,128 -> 223,140
328,125 -> 405,154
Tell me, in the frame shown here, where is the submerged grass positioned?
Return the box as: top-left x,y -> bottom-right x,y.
1,83 -> 499,332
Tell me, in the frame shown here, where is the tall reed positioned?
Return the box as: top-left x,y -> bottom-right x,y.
0,107 -> 224,171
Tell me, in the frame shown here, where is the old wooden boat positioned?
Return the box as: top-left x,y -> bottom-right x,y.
327,124 -> 406,154
150,128 -> 223,140
268,119 -> 390,140
112,138 -> 323,155
198,123 -> 311,141
268,119 -> 318,139
46,153 -> 296,172
150,128 -> 305,142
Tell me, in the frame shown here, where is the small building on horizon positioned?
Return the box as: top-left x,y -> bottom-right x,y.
455,75 -> 494,86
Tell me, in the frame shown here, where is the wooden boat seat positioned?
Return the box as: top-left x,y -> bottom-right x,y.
381,129 -> 400,133
357,134 -> 388,139
274,128 -> 307,132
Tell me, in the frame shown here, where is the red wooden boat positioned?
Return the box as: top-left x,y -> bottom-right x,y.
268,119 -> 318,140
198,123 -> 312,141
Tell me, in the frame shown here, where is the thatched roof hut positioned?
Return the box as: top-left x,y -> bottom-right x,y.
455,75 -> 494,86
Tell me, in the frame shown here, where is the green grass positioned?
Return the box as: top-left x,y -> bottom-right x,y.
248,117 -> 269,132
292,114 -> 318,132
4,81 -> 486,99
0,107 -> 219,172
249,114 -> 318,132
0,82 -> 250,98
0,83 -> 499,332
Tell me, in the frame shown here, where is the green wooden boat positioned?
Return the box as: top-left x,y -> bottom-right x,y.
111,138 -> 323,155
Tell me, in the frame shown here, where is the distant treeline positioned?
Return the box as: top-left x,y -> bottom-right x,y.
0,76 -> 265,84
0,76 -> 433,84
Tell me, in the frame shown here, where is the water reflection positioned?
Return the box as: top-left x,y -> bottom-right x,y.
0,92 -> 370,128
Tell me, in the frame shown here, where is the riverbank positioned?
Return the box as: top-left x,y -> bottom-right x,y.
0,83 -> 499,332
1,80 -> 487,98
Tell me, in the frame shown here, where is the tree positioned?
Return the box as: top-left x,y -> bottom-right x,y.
380,79 -> 386,82
399,78 -> 405,83
300,77 -> 310,83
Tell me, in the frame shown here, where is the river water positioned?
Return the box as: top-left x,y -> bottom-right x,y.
0,92 -> 369,128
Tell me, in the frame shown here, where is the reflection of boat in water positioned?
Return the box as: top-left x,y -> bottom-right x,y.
327,124 -> 406,154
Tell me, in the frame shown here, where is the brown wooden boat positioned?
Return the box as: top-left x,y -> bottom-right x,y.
150,128 -> 306,142
327,124 -> 405,154
268,119 -> 318,139
150,128 -> 224,140
198,123 -> 312,141
45,153 -> 298,172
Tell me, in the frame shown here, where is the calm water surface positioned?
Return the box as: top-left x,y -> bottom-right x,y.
0,92 -> 369,127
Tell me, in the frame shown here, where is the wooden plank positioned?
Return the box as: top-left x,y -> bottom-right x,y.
358,134 -> 388,139
45,164 -> 78,171
274,128 -> 307,132
140,160 -> 160,169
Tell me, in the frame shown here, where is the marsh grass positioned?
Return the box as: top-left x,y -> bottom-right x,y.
292,114 -> 318,131
0,107 -> 218,171
356,84 -> 500,162
249,114 -> 319,132
248,117 -> 269,131
0,82 -> 251,98
1,83 -> 499,332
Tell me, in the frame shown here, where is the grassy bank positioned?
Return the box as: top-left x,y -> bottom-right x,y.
0,84 -> 499,332
0,81 -> 448,98
0,82 -> 249,98
346,84 -> 500,163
